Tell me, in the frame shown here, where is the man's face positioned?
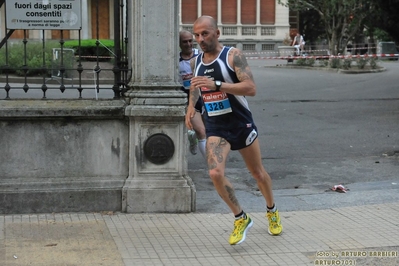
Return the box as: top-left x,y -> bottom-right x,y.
193,21 -> 219,53
180,34 -> 193,54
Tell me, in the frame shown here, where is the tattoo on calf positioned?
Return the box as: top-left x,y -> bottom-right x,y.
225,185 -> 239,207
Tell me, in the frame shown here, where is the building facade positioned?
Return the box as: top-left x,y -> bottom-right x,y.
180,0 -> 290,54
1,0 -> 290,53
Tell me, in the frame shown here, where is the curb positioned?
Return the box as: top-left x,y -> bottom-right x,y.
265,64 -> 386,74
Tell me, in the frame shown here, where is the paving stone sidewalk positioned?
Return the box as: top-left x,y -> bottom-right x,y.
1,202 -> 398,266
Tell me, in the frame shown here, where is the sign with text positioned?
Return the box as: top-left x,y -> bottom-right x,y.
6,0 -> 82,30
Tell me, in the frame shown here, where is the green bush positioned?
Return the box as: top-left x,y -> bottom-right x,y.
296,58 -> 307,66
0,41 -> 60,76
0,41 -> 80,77
320,59 -> 329,67
0,50 -> 5,71
295,57 -> 315,67
306,57 -> 316,66
0,39 -> 116,76
329,58 -> 341,68
342,58 -> 352,70
356,58 -> 369,69
369,57 -> 378,69
64,39 -> 114,60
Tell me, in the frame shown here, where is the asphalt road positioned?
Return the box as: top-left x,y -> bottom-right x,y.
189,59 -> 399,213
2,58 -> 398,213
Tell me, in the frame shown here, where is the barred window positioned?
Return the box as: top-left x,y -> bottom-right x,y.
242,27 -> 257,35
243,44 -> 256,51
182,26 -> 193,33
222,26 -> 237,35
262,44 -> 275,50
261,27 -> 276,36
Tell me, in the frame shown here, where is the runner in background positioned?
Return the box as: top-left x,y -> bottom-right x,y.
179,30 -> 206,159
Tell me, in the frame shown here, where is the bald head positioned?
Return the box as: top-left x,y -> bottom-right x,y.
179,30 -> 192,40
179,30 -> 194,54
193,16 -> 217,30
192,16 -> 221,54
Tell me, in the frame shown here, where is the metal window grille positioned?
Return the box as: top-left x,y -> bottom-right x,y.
261,27 -> 276,36
242,27 -> 257,36
243,44 -> 256,51
182,26 -> 193,32
262,44 -> 275,50
222,27 -> 237,35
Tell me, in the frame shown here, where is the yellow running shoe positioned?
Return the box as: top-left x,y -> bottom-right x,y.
229,214 -> 253,245
266,210 -> 283,235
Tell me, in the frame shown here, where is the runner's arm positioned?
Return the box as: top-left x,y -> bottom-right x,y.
220,48 -> 256,96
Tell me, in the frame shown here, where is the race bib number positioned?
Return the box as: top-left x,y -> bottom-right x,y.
202,91 -> 232,116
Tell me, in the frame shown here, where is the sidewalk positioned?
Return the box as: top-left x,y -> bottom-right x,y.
1,202 -> 398,265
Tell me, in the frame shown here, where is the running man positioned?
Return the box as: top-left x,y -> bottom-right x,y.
185,16 -> 283,245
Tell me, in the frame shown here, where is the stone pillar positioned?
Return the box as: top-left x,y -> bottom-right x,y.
122,0 -> 196,213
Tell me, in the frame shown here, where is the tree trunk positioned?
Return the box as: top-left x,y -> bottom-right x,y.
329,31 -> 338,55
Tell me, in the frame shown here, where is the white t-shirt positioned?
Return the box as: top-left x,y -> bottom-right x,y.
294,35 -> 305,45
179,48 -> 199,90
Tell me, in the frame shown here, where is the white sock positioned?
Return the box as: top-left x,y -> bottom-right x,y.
198,139 -> 206,160
267,204 -> 277,213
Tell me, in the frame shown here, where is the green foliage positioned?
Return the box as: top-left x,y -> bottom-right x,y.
0,39 -> 115,76
0,41 -> 60,76
342,58 -> 352,70
356,58 -> 369,69
64,39 -> 114,60
0,50 -> 5,70
306,57 -> 316,66
278,0 -> 373,55
295,58 -> 307,66
283,0 -> 399,47
298,9 -> 326,46
329,58 -> 341,69
367,0 -> 399,44
295,57 -> 315,66
49,49 -> 76,78
369,57 -> 378,69
291,56 -> 383,73
321,59 -> 329,67
372,28 -> 392,42
290,55 -> 380,71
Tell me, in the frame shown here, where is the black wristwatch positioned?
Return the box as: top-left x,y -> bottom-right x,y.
215,80 -> 222,91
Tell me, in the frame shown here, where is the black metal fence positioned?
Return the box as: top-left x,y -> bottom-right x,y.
0,0 -> 131,99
